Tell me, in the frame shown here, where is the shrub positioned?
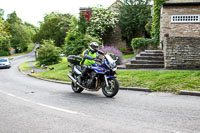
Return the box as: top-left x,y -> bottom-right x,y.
37,39 -> 62,65
100,46 -> 122,65
131,38 -> 156,50
86,7 -> 119,40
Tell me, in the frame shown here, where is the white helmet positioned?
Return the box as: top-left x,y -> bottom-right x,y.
89,42 -> 99,53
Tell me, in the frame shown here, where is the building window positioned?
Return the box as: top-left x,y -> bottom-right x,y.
171,15 -> 200,23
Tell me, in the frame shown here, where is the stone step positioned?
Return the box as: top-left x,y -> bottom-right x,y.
135,55 -> 164,61
131,59 -> 164,64
145,50 -> 163,54
126,63 -> 164,69
140,52 -> 164,57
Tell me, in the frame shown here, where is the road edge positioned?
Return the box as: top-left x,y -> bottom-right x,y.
18,66 -> 150,92
18,66 -> 200,96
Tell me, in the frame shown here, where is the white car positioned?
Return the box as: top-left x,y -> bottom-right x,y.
0,58 -> 11,69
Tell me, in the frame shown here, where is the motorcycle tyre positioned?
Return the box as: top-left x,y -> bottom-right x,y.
71,82 -> 84,93
102,78 -> 119,98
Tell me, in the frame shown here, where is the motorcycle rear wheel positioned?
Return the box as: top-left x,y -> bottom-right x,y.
102,78 -> 119,98
71,82 -> 84,93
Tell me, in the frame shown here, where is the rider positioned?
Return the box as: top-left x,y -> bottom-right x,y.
78,42 -> 100,84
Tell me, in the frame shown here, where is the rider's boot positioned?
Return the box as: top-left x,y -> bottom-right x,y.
77,75 -> 82,85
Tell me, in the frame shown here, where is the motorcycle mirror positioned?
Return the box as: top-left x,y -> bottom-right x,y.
98,50 -> 104,55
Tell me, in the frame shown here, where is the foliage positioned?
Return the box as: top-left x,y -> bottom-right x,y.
100,46 -> 122,64
63,17 -> 100,56
86,7 -> 119,40
37,39 -> 62,65
152,0 -> 166,45
34,12 -> 72,47
118,0 -> 151,45
145,21 -> 152,37
0,16 -> 11,56
131,38 -> 156,50
0,9 -> 4,20
6,11 -> 36,53
78,14 -> 89,34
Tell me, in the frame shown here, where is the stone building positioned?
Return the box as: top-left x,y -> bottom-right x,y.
160,0 -> 200,69
103,0 -> 149,49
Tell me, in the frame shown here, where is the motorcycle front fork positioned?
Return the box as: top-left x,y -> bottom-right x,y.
104,75 -> 109,89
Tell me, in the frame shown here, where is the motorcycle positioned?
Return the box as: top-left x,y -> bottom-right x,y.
67,51 -> 119,98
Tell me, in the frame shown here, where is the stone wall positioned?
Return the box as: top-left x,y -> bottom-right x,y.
160,5 -> 200,43
164,37 -> 200,69
103,25 -> 127,48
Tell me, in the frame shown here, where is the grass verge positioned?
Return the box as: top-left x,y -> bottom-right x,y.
30,58 -> 71,82
20,58 -> 200,93
19,61 -> 32,71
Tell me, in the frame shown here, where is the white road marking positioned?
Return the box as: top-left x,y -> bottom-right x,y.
0,90 -> 88,117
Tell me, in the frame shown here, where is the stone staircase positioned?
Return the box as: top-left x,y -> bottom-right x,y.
126,50 -> 164,69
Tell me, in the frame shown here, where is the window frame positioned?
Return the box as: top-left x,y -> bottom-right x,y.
171,15 -> 200,23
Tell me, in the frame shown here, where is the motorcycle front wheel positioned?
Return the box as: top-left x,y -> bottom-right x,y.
102,78 -> 119,98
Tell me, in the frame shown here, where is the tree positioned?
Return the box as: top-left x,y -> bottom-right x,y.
0,17 -> 11,56
6,11 -> 23,24
6,11 -> 36,52
0,9 -> 4,20
34,12 -> 72,47
63,17 -> 100,56
118,0 -> 151,45
151,0 -> 166,45
86,7 -> 119,41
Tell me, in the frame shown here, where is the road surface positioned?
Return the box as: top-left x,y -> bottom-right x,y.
0,46 -> 200,133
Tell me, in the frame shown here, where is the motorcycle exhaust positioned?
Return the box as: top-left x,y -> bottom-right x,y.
67,74 -> 90,90
67,74 -> 77,84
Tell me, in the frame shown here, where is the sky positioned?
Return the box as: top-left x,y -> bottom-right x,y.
1,0 -> 116,26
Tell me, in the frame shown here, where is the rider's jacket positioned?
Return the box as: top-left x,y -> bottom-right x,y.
80,49 -> 96,66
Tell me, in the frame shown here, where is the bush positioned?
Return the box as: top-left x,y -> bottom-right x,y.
100,46 -> 122,65
131,38 -> 156,50
37,39 -> 62,65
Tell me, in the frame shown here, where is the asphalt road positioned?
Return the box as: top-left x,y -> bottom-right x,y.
0,47 -> 200,133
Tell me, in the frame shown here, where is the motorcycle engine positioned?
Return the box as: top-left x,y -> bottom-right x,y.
86,71 -> 96,89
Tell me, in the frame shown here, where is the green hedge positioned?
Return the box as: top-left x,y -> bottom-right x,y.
131,38 -> 156,50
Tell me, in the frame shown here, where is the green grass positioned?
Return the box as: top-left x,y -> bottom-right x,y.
31,57 -> 71,82
122,53 -> 135,59
20,58 -> 200,93
19,61 -> 32,71
117,70 -> 200,93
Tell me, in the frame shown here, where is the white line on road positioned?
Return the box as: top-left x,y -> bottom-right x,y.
0,89 -> 88,117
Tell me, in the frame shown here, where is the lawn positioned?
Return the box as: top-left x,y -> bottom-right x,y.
31,57 -> 71,82
117,70 -> 200,92
20,57 -> 200,93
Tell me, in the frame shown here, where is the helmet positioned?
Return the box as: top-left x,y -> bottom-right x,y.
89,42 -> 99,53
